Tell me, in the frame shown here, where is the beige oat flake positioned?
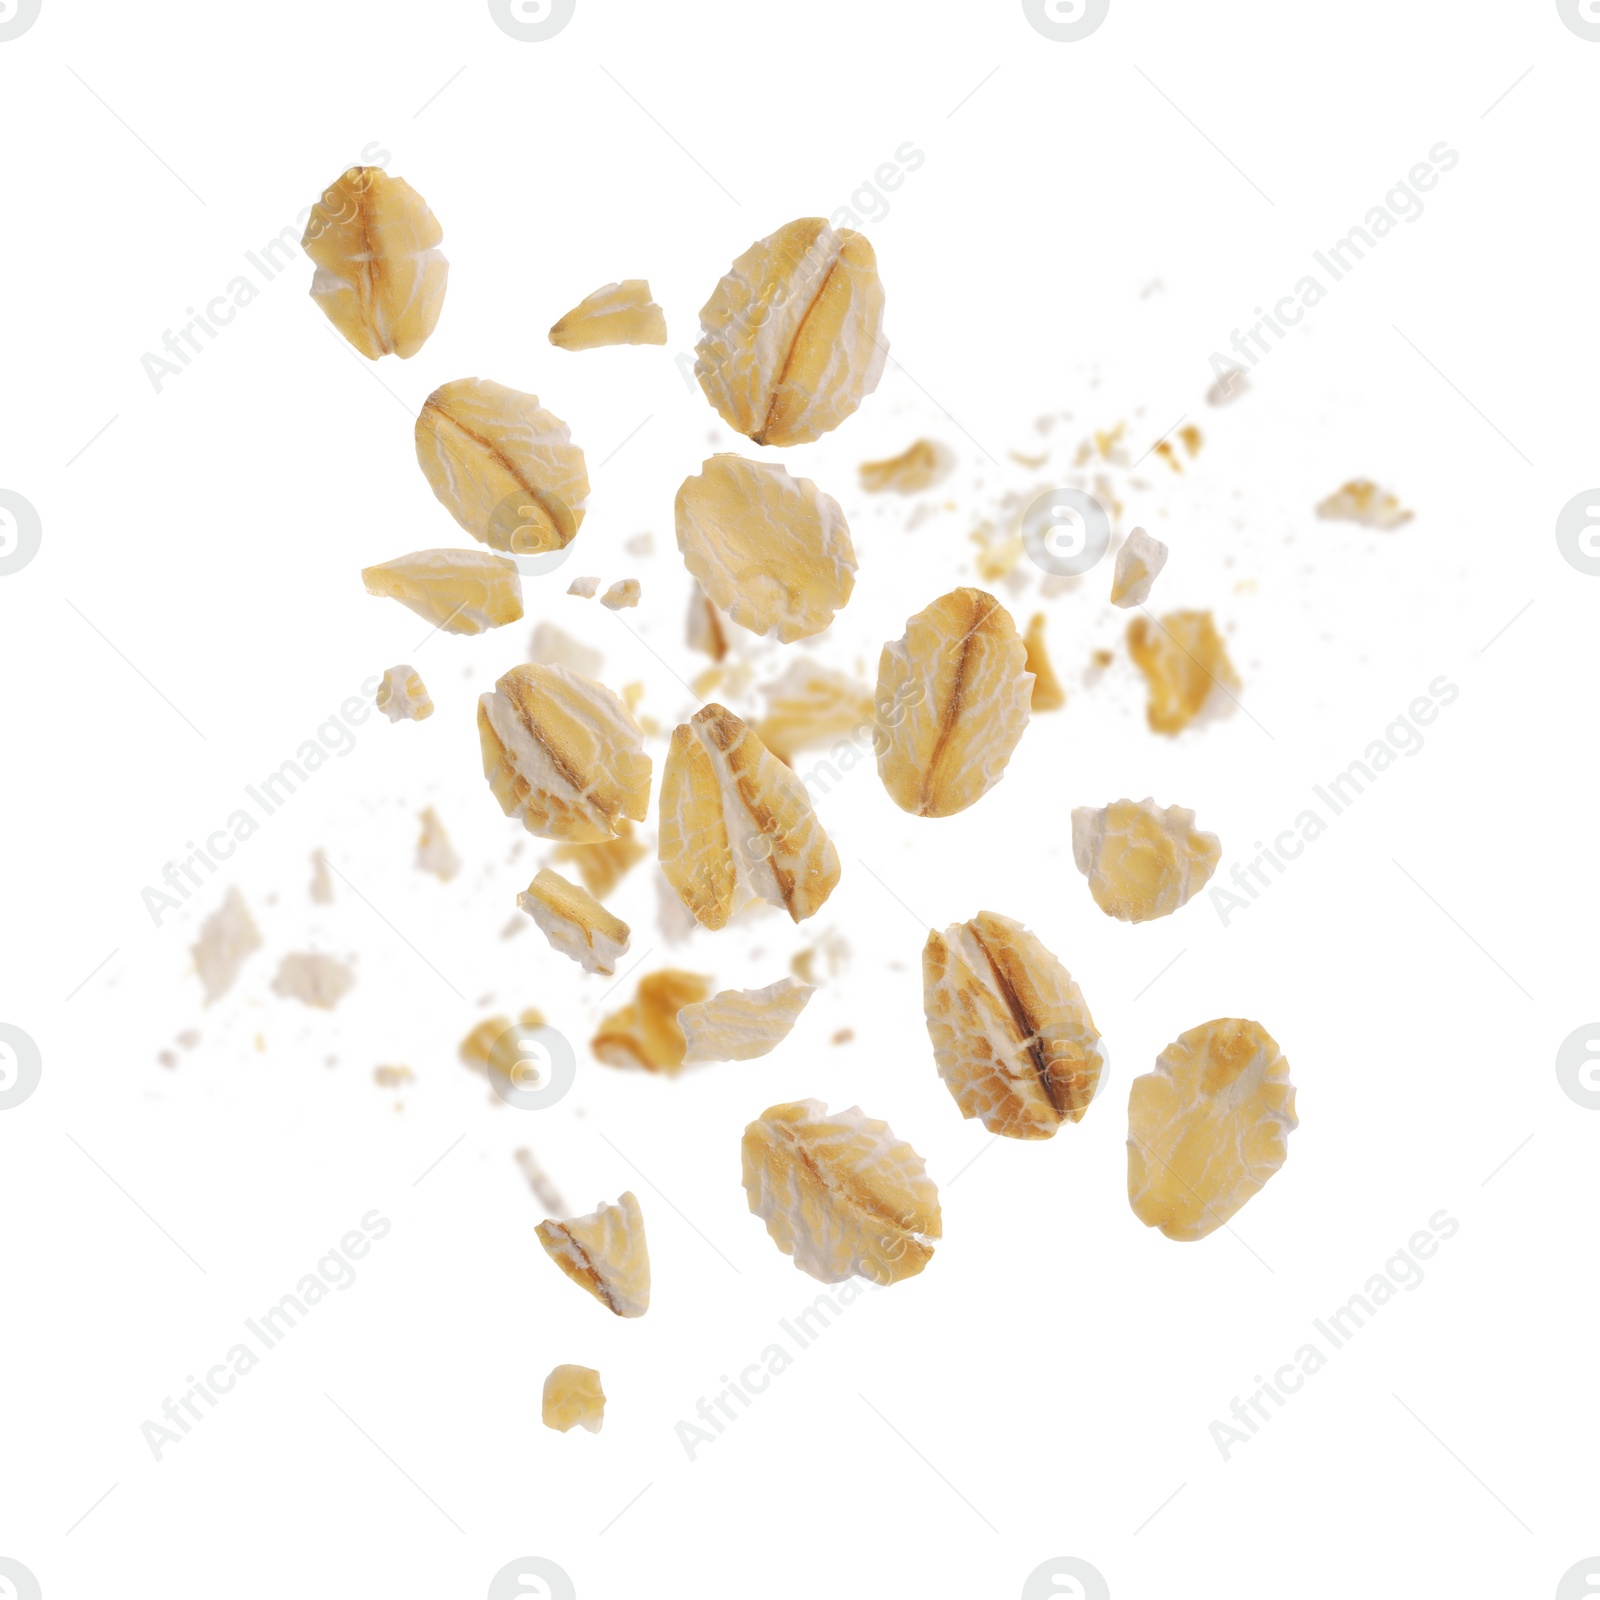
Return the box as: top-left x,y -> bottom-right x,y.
415,807 -> 461,881
536,1192 -> 651,1317
192,887 -> 262,1004
362,549 -> 523,635
695,218 -> 887,447
923,912 -> 1105,1140
271,953 -> 355,1010
859,438 -> 952,495
659,703 -> 840,929
600,579 -> 641,611
741,1100 -> 941,1285
549,279 -> 666,349
1110,527 -> 1169,608
1315,479 -> 1413,529
376,664 -> 433,722
302,167 -> 447,359
542,1365 -> 607,1433
1071,798 -> 1220,923
875,588 -> 1033,817
679,977 -> 815,1065
478,663 -> 651,842
517,867 -> 630,976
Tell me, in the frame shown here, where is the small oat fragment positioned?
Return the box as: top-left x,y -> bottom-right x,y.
679,977 -> 815,1064
685,582 -> 729,661
158,1050 -> 177,1069
1127,610 -> 1240,735
591,970 -> 713,1074
310,850 -> 334,905
415,807 -> 461,881
923,912 -> 1105,1140
973,531 -> 1026,583
1071,798 -> 1221,923
518,867 -> 630,976
302,166 -> 447,359
192,888 -> 262,1004
176,1029 -> 200,1050
542,1365 -> 607,1433
567,576 -> 601,598
875,588 -> 1033,818
1128,1019 -> 1298,1241
460,1008 -> 545,1084
374,1064 -> 414,1087
271,953 -> 355,1010
624,531 -> 654,557
600,579 -> 641,611
753,660 -> 876,763
530,621 -> 602,677
376,664 -> 434,722
858,439 -> 952,495
536,1192 -> 650,1317
1315,479 -> 1414,529
1206,366 -> 1249,405
790,930 -> 849,985
551,818 -> 650,898
695,218 -> 887,447
415,378 -> 589,554
478,663 -> 651,843
675,455 -> 856,643
514,1147 -> 566,1213
1022,613 -> 1066,711
831,1028 -> 854,1045
1110,527 -> 1169,608
659,704 -> 840,929
741,1100 -> 941,1285
549,278 -> 666,350
362,549 -> 523,635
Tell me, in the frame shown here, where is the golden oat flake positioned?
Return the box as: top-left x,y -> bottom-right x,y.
675,455 -> 856,643
1126,610 -> 1240,735
1127,1018 -> 1298,1242
542,1365 -> 607,1433
536,1192 -> 651,1317
415,377 -> 589,554
1071,798 -> 1221,923
375,664 -> 433,722
517,867 -> 630,976
741,1099 -> 941,1285
695,218 -> 887,446
591,970 -> 713,1074
858,439 -> 952,495
659,704 -> 840,929
302,167 -> 447,359
875,588 -> 1033,817
549,279 -> 666,349
478,663 -> 651,843
362,549 -> 523,635
923,912 -> 1105,1140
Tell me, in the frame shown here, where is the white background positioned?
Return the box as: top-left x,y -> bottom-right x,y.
0,2 -> 1595,1597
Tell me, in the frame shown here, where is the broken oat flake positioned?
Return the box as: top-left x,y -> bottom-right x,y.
271,953 -> 354,1010
536,1191 -> 650,1317
1071,798 -> 1220,923
362,549 -> 523,635
192,887 -> 262,1004
679,976 -> 815,1064
591,970 -> 713,1074
517,867 -> 630,976
542,1365 -> 607,1433
549,278 -> 666,349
